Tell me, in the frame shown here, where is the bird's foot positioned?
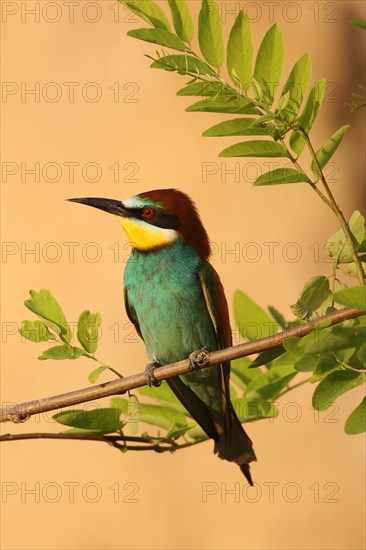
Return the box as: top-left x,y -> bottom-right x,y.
145,360 -> 161,387
189,347 -> 210,370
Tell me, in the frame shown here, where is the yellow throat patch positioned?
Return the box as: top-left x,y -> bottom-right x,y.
118,217 -> 178,250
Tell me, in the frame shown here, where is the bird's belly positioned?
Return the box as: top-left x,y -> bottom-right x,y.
131,283 -> 217,365
129,278 -> 222,410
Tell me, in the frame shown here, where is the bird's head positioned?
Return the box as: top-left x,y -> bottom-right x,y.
67,188 -> 211,259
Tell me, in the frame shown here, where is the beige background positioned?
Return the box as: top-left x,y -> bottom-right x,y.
1,1 -> 365,549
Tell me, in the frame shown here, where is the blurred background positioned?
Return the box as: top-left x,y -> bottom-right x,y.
1,1 -> 365,549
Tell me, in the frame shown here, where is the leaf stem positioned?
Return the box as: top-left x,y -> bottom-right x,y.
298,129 -> 365,286
277,378 -> 311,399
87,354 -> 125,380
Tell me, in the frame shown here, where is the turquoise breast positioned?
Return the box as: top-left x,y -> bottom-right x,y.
124,238 -> 218,365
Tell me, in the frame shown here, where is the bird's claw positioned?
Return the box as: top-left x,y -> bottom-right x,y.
189,347 -> 210,369
145,361 -> 161,387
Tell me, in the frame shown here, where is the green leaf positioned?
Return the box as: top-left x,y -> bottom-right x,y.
326,211 -> 365,263
168,0 -> 194,42
254,24 -> 284,107
187,97 -> 257,114
203,117 -> 273,137
358,343 -> 366,366
290,78 -> 327,154
19,320 -> 55,343
249,347 -> 286,369
112,397 -> 188,429
270,351 -> 298,369
151,54 -> 215,75
357,314 -> 366,325
231,356 -> 261,387
118,0 -> 170,30
128,394 -> 140,435
249,114 -> 275,127
335,347 -> 357,364
311,356 -> 340,383
278,53 -> 312,120
177,81 -> 229,97
137,381 -> 188,413
110,397 -> 128,414
268,306 -> 287,329
254,167 -> 311,186
245,363 -> 297,400
187,424 -> 207,440
220,140 -> 288,158
321,325 -> 366,353
229,383 -> 238,400
345,397 -> 366,434
333,286 -> 366,311
233,290 -> 278,340
230,371 -> 247,391
301,77 -> 326,126
166,424 -> 192,439
88,365 -> 109,384
38,345 -> 86,360
54,408 -> 123,433
127,28 -> 186,51
247,77 -> 262,100
349,18 -> 366,30
358,236 -> 366,253
276,90 -> 290,113
339,262 -> 366,279
198,0 -> 224,68
290,276 -> 332,320
286,325 -> 366,356
312,125 -> 350,175
24,289 -> 71,343
294,355 -> 317,372
312,370 -> 365,411
233,398 -> 278,422
283,336 -> 303,357
227,10 -> 253,87
77,310 -> 102,354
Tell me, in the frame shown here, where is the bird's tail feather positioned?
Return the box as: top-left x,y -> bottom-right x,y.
214,406 -> 256,486
167,376 -> 256,485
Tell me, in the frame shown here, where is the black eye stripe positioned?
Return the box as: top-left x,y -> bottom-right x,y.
128,207 -> 180,230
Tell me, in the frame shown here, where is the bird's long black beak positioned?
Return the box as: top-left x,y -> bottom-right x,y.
67,197 -> 128,217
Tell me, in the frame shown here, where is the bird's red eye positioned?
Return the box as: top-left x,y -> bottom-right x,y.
142,207 -> 155,218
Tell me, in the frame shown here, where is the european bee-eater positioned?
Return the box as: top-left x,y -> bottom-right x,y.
68,189 -> 256,483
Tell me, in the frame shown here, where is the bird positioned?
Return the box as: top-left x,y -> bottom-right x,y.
68,189 -> 256,483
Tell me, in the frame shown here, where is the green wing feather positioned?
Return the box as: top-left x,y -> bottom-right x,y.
198,261 -> 232,438
124,287 -> 142,339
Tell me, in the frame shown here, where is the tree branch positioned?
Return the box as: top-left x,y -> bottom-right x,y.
0,432 -> 206,452
0,307 -> 362,424
0,432 -> 153,444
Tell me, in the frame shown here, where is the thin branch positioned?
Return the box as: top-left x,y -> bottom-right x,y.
276,378 -> 311,399
0,432 -> 153,444
0,432 -> 207,453
0,307 -> 363,424
297,129 -> 365,286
